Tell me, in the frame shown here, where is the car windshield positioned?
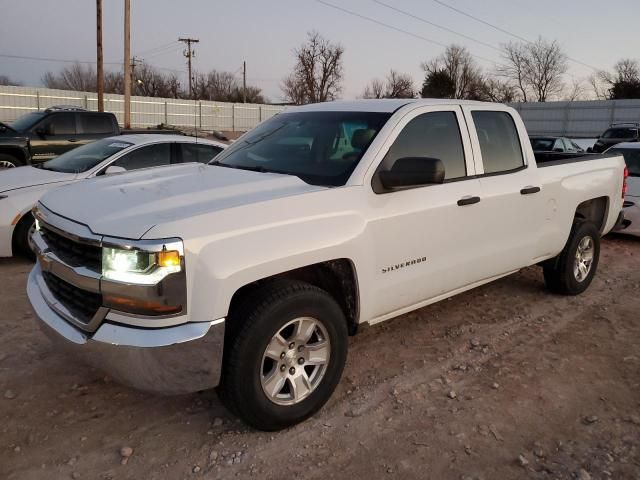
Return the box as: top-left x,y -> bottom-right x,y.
41,138 -> 133,173
602,128 -> 637,139
607,148 -> 640,176
530,138 -> 555,150
10,112 -> 46,132
210,111 -> 391,186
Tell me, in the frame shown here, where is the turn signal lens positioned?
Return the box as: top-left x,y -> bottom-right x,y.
158,250 -> 181,267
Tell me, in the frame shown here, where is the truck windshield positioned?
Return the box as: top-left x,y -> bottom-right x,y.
10,112 -> 46,132
210,111 -> 391,186
40,138 -> 133,173
607,148 -> 640,176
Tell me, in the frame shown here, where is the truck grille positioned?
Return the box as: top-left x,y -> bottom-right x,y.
42,271 -> 103,324
40,225 -> 102,272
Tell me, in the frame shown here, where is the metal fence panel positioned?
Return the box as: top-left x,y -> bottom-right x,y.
0,85 -> 286,132
509,99 -> 640,137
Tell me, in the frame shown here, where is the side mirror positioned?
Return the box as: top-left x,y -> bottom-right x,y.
35,126 -> 48,137
104,165 -> 127,175
377,157 -> 445,190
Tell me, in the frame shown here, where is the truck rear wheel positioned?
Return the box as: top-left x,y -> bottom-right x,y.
543,221 -> 600,295
0,153 -> 23,169
220,280 -> 348,431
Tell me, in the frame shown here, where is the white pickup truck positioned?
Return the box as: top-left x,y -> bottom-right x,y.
27,99 -> 627,431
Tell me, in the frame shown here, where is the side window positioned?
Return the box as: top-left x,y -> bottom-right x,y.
381,111 -> 466,180
112,143 -> 171,170
80,114 -> 114,134
179,143 -> 223,164
552,139 -> 565,151
471,111 -> 524,174
41,113 -> 76,135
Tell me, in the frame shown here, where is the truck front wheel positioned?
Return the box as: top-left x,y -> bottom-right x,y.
220,280 -> 348,431
543,221 -> 600,295
0,153 -> 23,169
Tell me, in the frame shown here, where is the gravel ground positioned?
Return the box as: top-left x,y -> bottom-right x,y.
1,235 -> 639,480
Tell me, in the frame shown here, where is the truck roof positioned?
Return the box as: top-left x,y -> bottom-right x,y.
290,98 -> 493,113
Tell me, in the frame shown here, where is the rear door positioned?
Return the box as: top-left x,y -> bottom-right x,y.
28,113 -> 78,162
77,114 -> 118,147
461,106 -> 544,276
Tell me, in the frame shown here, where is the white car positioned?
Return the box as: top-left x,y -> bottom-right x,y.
606,143 -> 640,236
0,134 -> 225,258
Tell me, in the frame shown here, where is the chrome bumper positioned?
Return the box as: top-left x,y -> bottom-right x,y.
28,265 -> 226,394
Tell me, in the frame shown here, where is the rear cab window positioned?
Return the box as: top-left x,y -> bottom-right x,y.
471,110 -> 525,174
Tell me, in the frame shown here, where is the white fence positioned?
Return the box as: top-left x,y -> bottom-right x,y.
0,85 -> 285,131
510,99 -> 640,138
3,85 -> 640,137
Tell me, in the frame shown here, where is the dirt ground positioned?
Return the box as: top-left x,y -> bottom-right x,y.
1,235 -> 639,480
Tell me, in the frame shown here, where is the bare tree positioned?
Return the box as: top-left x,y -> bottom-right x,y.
281,31 -> 344,104
477,76 -> 518,103
564,78 -> 586,101
384,70 -> 414,98
498,38 -> 567,102
43,63 -> 97,91
497,42 -> 529,102
192,69 -> 264,103
363,70 -> 414,99
362,78 -> 384,99
104,71 -> 124,94
421,45 -> 482,99
590,59 -> 640,100
0,75 -> 20,86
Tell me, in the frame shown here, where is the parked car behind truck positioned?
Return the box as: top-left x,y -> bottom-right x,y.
27,99 -> 626,431
0,134 -> 225,258
590,122 -> 640,153
0,106 -> 120,168
605,143 -> 640,236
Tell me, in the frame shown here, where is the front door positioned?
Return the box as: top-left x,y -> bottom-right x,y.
364,106 -> 487,322
29,113 -> 78,162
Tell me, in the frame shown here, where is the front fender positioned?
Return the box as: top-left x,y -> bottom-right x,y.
185,211 -> 366,322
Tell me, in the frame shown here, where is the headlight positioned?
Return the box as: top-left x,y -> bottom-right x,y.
102,247 -> 181,285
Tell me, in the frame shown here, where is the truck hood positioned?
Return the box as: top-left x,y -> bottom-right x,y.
39,163 -> 325,239
0,166 -> 76,193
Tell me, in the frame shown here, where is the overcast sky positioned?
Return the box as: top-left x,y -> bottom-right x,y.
1,0 -> 639,101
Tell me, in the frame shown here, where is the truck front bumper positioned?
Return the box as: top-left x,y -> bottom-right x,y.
27,265 -> 226,395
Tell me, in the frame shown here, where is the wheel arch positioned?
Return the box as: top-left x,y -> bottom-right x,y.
227,258 -> 360,336
574,196 -> 609,233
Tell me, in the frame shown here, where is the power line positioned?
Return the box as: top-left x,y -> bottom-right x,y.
0,53 -> 120,65
430,0 -> 600,71
372,0 -> 501,53
315,0 -> 502,67
135,41 -> 180,57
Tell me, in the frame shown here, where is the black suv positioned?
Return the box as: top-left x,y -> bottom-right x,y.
590,123 -> 640,153
0,106 -> 120,168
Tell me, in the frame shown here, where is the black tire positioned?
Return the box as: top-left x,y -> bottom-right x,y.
543,221 -> 600,295
219,279 -> 348,431
0,153 -> 24,169
12,214 -> 36,261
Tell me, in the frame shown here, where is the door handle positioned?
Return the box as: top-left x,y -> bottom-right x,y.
68,138 -> 78,143
457,196 -> 481,206
520,186 -> 541,195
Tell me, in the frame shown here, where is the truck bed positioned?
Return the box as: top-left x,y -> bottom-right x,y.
534,151 -> 615,167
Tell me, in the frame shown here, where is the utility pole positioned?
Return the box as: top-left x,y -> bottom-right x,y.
242,60 -> 247,103
123,0 -> 131,128
96,0 -> 104,111
179,37 -> 199,98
